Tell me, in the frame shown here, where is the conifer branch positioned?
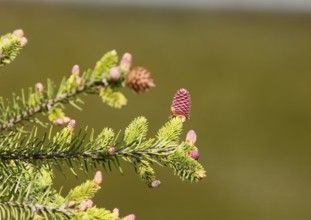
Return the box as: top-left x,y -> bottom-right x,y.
0,201 -> 70,219
0,49 -> 153,132
0,42 -> 152,133
0,29 -> 206,219
0,116 -> 206,184
0,29 -> 27,67
0,81 -> 91,131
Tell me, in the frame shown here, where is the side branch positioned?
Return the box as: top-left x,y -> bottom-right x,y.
0,201 -> 70,218
0,79 -> 99,131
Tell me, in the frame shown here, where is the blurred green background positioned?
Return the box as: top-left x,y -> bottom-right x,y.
1,2 -> 311,220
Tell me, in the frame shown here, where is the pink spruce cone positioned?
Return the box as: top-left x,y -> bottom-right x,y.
186,130 -> 197,146
76,77 -> 83,85
78,200 -> 88,211
36,82 -> 44,94
113,208 -> 120,217
109,67 -> 121,82
67,200 -> 75,208
71,64 -> 80,75
85,199 -> 93,208
93,171 -> 103,186
171,88 -> 191,120
108,146 -> 116,155
67,119 -> 76,130
120,52 -> 132,70
149,179 -> 161,188
13,29 -> 25,38
189,150 -> 199,160
21,37 -> 28,47
55,118 -> 64,125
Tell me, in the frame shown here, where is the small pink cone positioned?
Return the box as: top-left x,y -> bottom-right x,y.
186,130 -> 197,146
71,64 -> 80,75
21,37 -> 28,47
93,171 -> 103,185
120,53 -> 132,70
78,200 -> 88,211
85,199 -> 93,208
76,77 -> 83,85
67,119 -> 76,130
55,118 -> 64,125
109,67 -> 121,82
149,179 -> 161,188
67,200 -> 75,208
36,82 -> 44,93
13,29 -> 24,38
108,146 -> 116,155
189,150 -> 199,160
113,208 -> 120,217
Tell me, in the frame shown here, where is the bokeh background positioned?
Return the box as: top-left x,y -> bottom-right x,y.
1,1 -> 311,219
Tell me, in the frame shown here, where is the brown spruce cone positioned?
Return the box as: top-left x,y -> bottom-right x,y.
171,88 -> 191,120
126,67 -> 155,93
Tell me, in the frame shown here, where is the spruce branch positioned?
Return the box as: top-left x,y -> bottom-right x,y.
0,116 -> 206,185
0,171 -> 120,220
0,171 -> 119,220
0,201 -> 69,220
0,49 -> 153,131
0,30 -> 206,219
0,29 -> 27,67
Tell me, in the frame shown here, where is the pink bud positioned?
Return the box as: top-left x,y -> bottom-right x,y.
121,214 -> 136,220
2,38 -> 9,46
186,130 -> 197,146
67,200 -> 75,208
71,64 -> 80,75
67,119 -> 76,130
21,37 -> 28,47
113,208 -> 120,217
76,77 -> 83,85
85,199 -> 93,208
78,200 -> 88,211
55,118 -> 64,125
36,82 -> 44,93
13,29 -> 24,38
189,150 -> 199,160
109,67 -> 121,82
108,146 -> 116,155
149,179 -> 161,188
120,53 -> 132,70
93,171 -> 103,185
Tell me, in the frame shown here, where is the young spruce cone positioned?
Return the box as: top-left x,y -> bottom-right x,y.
171,88 -> 191,120
126,67 -> 155,93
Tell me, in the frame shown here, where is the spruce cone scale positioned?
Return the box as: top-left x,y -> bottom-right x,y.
126,67 -> 155,93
